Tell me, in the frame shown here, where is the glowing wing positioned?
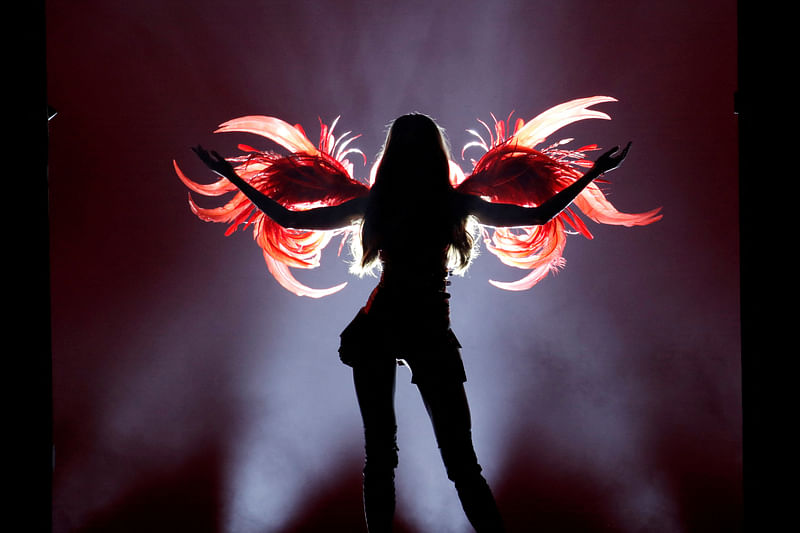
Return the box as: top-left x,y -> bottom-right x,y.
175,116 -> 370,297
456,96 -> 662,291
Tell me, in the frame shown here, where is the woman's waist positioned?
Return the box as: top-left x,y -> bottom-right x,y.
365,279 -> 452,322
379,257 -> 449,288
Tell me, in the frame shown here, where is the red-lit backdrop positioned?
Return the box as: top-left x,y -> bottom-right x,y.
47,1 -> 740,531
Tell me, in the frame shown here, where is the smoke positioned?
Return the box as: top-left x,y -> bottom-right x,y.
49,0 -> 739,531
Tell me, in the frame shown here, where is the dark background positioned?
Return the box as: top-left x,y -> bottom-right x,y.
41,1 -> 743,531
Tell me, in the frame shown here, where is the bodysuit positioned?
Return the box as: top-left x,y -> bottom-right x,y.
338,248 -> 466,384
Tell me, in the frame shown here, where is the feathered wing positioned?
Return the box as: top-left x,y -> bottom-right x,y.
174,116 -> 370,297
456,96 -> 662,291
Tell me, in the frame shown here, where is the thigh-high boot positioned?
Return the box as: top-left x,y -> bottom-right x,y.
418,380 -> 505,533
354,362 -> 399,533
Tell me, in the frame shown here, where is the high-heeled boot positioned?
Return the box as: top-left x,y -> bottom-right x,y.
362,462 -> 396,532
454,472 -> 505,533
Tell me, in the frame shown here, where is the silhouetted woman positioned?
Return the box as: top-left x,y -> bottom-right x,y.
194,113 -> 629,532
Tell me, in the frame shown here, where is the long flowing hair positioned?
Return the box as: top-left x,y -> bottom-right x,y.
353,113 -> 476,275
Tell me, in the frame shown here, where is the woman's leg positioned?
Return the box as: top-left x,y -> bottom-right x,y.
417,380 -> 505,533
353,360 -> 398,533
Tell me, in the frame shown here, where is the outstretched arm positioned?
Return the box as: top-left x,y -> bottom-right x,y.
463,143 -> 631,227
193,146 -> 367,230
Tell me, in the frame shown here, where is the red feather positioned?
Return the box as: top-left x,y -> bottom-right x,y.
457,97 -> 661,289
176,117 -> 369,297
177,98 -> 662,296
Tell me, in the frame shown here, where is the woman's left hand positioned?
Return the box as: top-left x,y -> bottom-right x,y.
593,142 -> 632,174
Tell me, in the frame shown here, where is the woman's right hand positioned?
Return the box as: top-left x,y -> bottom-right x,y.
192,145 -> 237,179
